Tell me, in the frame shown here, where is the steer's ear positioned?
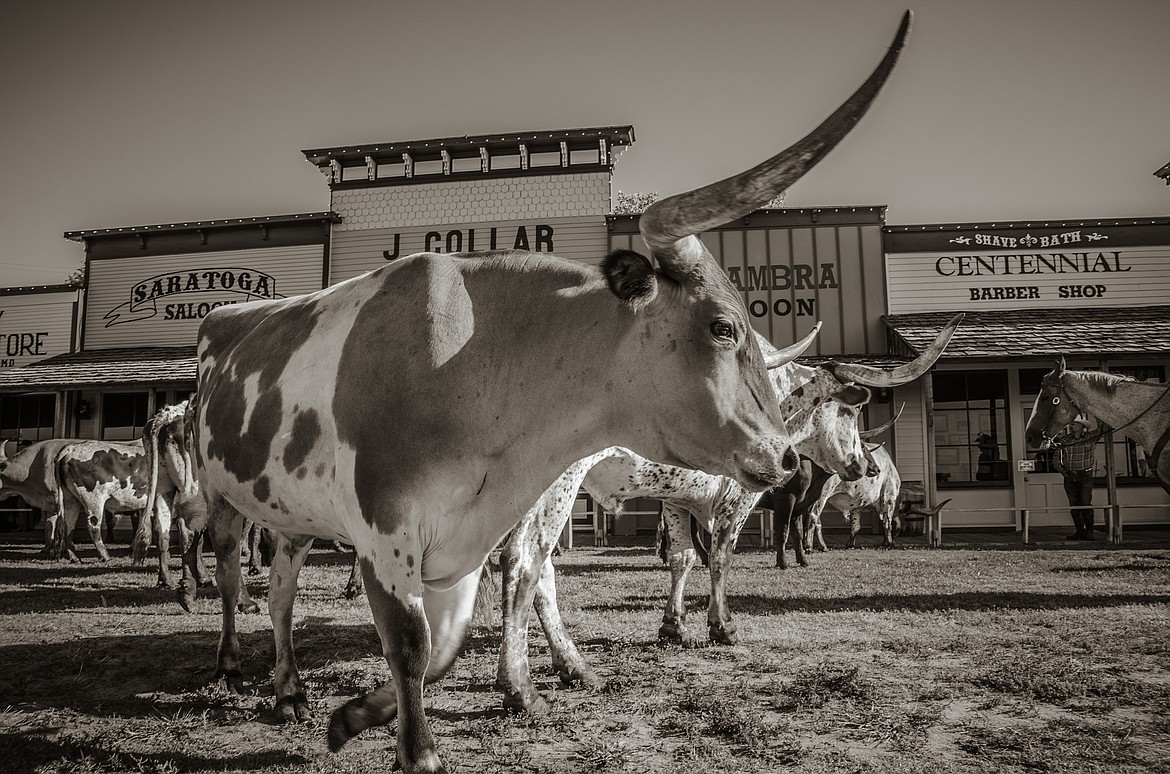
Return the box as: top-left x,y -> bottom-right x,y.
602,249 -> 658,311
834,384 -> 872,406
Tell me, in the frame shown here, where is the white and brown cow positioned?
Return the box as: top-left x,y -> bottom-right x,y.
54,438 -> 180,574
0,437 -> 83,557
131,401 -> 218,591
193,14 -> 910,771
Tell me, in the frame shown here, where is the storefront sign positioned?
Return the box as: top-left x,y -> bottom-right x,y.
83,245 -> 325,349
381,224 -> 555,260
330,216 -> 607,284
886,220 -> 1170,314
0,291 -> 76,369
103,268 -> 280,327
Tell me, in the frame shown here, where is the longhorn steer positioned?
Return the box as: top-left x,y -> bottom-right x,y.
493,316 -> 959,713
193,14 -> 914,771
0,438 -> 83,557
809,444 -> 904,549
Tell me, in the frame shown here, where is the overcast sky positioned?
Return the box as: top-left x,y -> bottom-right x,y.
2,0 -> 1168,288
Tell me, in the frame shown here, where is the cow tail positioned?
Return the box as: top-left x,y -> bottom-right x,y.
690,515 -> 710,568
49,450 -> 69,558
131,418 -> 159,565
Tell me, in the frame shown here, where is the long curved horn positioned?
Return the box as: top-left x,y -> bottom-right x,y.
829,313 -> 963,388
638,11 -> 912,276
859,402 -> 905,439
763,322 -> 822,369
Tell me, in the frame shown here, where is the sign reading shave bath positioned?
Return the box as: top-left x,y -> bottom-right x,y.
885,223 -> 1170,315
84,245 -> 325,349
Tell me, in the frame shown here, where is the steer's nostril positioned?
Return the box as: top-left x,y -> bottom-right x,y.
781,447 -> 799,472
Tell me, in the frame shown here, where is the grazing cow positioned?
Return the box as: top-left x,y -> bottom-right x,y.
1026,357 -> 1170,494
54,438 -> 180,571
193,15 -> 911,770
0,438 -> 83,557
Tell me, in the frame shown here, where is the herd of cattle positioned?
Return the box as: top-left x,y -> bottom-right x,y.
0,14 -> 975,773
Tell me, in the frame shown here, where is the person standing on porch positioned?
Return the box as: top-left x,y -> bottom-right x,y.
1052,416 -> 1100,540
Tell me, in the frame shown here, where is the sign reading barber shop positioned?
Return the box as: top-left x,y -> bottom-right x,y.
885,221 -> 1170,314
83,245 -> 325,349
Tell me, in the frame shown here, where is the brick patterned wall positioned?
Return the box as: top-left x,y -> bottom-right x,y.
332,172 -> 611,231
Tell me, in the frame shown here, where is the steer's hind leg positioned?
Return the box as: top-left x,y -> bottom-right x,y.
329,557 -> 482,774
153,496 -> 174,588
534,552 -> 600,690
659,505 -> 700,644
269,531 -> 315,723
205,496 -> 248,693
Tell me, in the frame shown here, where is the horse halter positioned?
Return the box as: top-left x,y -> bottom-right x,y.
1038,377 -> 1082,446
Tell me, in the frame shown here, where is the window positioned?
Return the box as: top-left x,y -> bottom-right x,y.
933,371 -> 1010,487
102,392 -> 149,441
0,393 -> 56,441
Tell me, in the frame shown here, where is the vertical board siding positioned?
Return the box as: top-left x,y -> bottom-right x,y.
0,292 -> 76,368
608,219 -> 887,355
893,382 -> 927,481
84,245 -> 325,349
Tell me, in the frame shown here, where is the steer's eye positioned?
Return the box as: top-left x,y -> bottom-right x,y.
710,320 -> 736,341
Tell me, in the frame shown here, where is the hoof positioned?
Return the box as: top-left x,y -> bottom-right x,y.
709,624 -> 738,646
501,688 -> 551,715
237,599 -> 261,614
176,585 -> 196,613
657,621 -> 685,644
219,673 -> 247,695
556,665 -> 602,690
797,557 -> 810,568
156,579 -> 175,590
275,695 -> 312,723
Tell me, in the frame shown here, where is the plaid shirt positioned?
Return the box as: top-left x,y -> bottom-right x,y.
1053,429 -> 1097,473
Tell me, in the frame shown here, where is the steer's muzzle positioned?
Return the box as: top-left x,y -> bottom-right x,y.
842,455 -> 868,482
733,439 -> 799,491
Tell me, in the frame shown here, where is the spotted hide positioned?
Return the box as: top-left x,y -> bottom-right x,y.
809,444 -> 903,550
0,438 -> 84,558
54,439 -> 171,567
494,358 -> 875,712
493,312 -> 960,714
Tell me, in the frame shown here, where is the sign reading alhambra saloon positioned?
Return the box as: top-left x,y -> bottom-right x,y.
83,245 -> 325,349
885,220 -> 1170,314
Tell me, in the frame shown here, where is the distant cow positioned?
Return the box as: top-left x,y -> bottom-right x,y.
807,444 -> 903,549
54,439 -> 180,575
1,438 -> 85,558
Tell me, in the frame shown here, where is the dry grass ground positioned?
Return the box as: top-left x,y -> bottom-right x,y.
1,536 -> 1168,773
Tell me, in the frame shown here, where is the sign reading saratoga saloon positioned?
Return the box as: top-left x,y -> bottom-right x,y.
83,245 -> 325,349
885,219 -> 1170,314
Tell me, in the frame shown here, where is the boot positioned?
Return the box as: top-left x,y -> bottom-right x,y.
1080,515 -> 1095,540
1067,512 -> 1085,540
